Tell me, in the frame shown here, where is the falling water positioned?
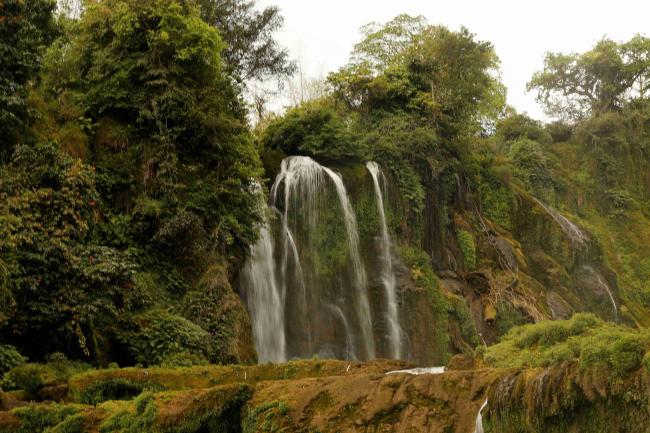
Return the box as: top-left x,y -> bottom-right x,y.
385,366 -> 445,375
366,161 -> 402,359
474,399 -> 488,433
595,273 -> 618,323
583,265 -> 618,322
329,304 -> 357,360
241,223 -> 286,363
244,156 -> 377,361
533,198 -> 589,248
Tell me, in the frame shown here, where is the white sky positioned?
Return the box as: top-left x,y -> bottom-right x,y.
259,0 -> 649,121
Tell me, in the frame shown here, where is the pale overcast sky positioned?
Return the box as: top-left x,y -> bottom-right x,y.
259,0 -> 649,121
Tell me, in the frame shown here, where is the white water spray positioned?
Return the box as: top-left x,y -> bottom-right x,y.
385,366 -> 445,375
474,399 -> 488,433
330,304 -> 358,361
584,265 -> 618,322
533,199 -> 589,248
366,161 -> 402,359
241,223 -> 286,363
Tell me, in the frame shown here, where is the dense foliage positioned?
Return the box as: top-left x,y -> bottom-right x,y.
1,0 -> 650,400
0,0 -> 57,157
0,0 -> 292,366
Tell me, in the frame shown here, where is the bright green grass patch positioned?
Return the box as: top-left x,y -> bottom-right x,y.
482,313 -> 650,375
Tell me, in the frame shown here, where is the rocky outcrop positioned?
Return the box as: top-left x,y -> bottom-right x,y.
3,359 -> 647,433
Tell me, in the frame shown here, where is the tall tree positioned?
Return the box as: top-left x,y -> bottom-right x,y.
528,35 -> 650,120
350,14 -> 427,74
198,0 -> 295,84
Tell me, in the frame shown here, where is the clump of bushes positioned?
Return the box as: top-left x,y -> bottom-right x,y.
117,309 -> 209,366
10,403 -> 82,433
481,313 -> 650,376
0,344 -> 27,375
2,354 -> 91,398
74,378 -> 164,405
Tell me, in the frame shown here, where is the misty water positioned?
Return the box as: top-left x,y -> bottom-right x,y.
242,156 -> 405,362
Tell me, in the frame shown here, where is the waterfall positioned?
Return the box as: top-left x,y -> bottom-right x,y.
244,156 -> 377,361
366,161 -> 402,359
595,273 -> 618,323
241,223 -> 286,363
583,265 -> 618,322
329,304 -> 357,360
533,198 -> 589,248
474,399 -> 488,433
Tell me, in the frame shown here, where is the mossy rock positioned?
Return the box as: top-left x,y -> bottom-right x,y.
182,264 -> 256,365
68,359 -> 412,404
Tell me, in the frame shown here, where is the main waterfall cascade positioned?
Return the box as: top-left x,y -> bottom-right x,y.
242,156 -> 405,362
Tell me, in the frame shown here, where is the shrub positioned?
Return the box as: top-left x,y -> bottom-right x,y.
11,404 -> 82,433
456,229 -> 477,270
3,364 -> 53,396
0,344 -> 27,375
3,358 -> 92,397
75,378 -> 164,405
117,309 -> 209,366
483,313 -> 650,376
160,352 -> 209,368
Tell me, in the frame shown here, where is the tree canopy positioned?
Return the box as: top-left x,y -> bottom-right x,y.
0,0 -> 58,156
0,0 -> 267,363
198,0 -> 295,84
528,35 -> 650,120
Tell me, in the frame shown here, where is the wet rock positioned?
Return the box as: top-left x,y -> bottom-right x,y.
440,277 -> 465,295
494,237 -> 518,271
467,272 -> 491,295
546,291 -> 573,319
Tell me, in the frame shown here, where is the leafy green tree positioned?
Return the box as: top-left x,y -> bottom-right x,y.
495,113 -> 552,145
68,0 -> 264,261
349,14 -> 427,74
198,0 -> 295,84
0,0 -> 57,157
0,142 -> 138,359
261,102 -> 360,159
405,26 -> 506,136
528,35 -> 650,120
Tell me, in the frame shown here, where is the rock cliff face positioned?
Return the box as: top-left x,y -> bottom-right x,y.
240,156 -> 622,366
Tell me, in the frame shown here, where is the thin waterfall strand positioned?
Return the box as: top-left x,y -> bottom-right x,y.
533,198 -> 589,247
241,223 -> 286,362
366,161 -> 402,359
595,273 -> 618,322
474,399 -> 488,433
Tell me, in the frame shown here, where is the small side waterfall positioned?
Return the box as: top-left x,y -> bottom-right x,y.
532,198 -> 619,323
474,399 -> 488,433
595,273 -> 618,323
583,265 -> 618,322
366,161 -> 402,359
241,223 -> 286,363
533,198 -> 589,248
